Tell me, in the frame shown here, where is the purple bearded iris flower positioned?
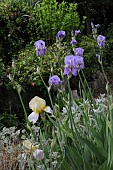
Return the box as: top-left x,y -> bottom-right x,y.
64,55 -> 85,76
97,35 -> 106,47
49,75 -> 62,86
75,30 -> 81,36
74,56 -> 85,69
76,47 -> 84,57
56,31 -> 66,41
95,24 -> 100,28
70,39 -> 77,45
34,40 -> 46,56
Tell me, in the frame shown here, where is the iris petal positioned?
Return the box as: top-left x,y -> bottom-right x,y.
33,149 -> 44,160
72,68 -> 78,76
28,112 -> 39,124
64,66 -> 71,75
44,106 -> 53,113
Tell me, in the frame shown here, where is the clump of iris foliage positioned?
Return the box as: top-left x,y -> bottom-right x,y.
1,22 -> 113,170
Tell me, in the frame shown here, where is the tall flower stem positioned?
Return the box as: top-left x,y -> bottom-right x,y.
18,91 -> 28,122
100,61 -> 108,84
99,50 -> 109,93
39,74 -> 54,109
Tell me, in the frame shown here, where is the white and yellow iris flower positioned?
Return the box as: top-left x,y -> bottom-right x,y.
23,139 -> 44,160
28,96 -> 52,123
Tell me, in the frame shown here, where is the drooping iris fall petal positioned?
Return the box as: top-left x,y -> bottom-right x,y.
28,112 -> 39,124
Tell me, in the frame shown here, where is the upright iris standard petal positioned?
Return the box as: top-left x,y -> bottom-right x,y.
75,30 -> 81,35
28,112 -> 39,124
95,24 -> 100,28
97,35 -> 106,47
64,54 -> 85,77
49,75 -> 62,86
74,56 -> 85,69
29,96 -> 46,113
34,40 -> 45,49
70,39 -> 77,45
76,47 -> 84,57
34,40 -> 46,56
56,31 -> 66,40
23,140 -> 36,150
64,55 -> 76,67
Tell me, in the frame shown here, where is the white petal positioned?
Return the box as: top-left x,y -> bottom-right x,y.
28,112 -> 39,123
35,145 -> 39,149
21,153 -> 27,160
33,149 -> 44,160
43,106 -> 53,113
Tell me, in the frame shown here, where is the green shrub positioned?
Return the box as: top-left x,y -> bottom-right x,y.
0,0 -> 36,63
7,41 -> 69,89
34,0 -> 80,44
0,0 -> 82,64
79,35 -> 100,79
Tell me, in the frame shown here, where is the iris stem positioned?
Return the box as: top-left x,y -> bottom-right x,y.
39,74 -> 54,109
17,90 -> 28,124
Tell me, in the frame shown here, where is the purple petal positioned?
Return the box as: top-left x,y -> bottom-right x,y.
64,55 -> 76,67
74,56 -> 85,69
75,30 -> 81,35
49,75 -> 62,86
56,31 -> 66,39
39,48 -> 46,56
64,66 -> 71,75
97,35 -> 106,47
34,40 -> 45,49
95,24 -> 100,28
76,47 -> 84,56
36,50 -> 39,56
72,68 -> 78,76
70,39 -> 77,45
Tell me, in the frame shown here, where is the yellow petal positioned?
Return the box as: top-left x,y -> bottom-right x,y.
23,140 -> 36,150
29,96 -> 46,113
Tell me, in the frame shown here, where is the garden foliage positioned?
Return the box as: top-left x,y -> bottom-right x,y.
34,0 -> 80,43
1,1 -> 113,169
0,0 -> 80,64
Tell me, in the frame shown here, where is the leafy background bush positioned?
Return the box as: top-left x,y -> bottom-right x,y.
0,0 -> 36,64
0,0 -> 81,126
34,0 -> 81,44
0,0 -> 81,64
